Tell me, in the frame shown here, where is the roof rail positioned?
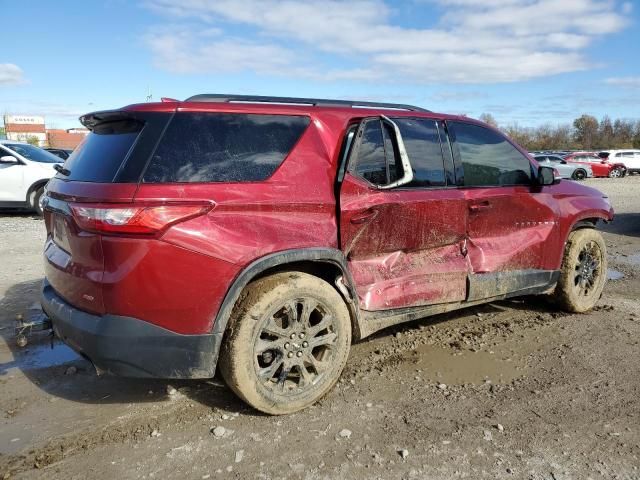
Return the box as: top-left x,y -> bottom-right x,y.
183,94 -> 430,112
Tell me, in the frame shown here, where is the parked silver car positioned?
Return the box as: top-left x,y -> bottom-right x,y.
533,154 -> 593,180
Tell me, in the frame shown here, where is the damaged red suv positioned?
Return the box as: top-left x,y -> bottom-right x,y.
41,94 -> 613,414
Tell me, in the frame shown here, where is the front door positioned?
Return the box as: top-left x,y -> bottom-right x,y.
339,116 -> 469,311
0,148 -> 25,201
447,121 -> 561,300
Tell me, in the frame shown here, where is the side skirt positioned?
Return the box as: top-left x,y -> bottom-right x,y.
358,271 -> 559,339
0,201 -> 30,209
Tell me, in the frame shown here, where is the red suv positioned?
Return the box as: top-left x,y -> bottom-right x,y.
41,95 -> 613,414
564,152 -> 627,178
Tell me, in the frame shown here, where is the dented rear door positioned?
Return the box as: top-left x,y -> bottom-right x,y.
340,117 -> 469,311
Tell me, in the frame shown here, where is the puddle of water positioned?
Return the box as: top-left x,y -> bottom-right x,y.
616,253 -> 640,267
413,344 -> 523,385
0,343 -> 80,374
607,269 -> 624,280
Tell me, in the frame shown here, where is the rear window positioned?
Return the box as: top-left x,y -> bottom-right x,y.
61,119 -> 143,182
143,113 -> 310,183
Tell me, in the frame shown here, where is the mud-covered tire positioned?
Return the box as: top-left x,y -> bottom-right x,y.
572,169 -> 587,181
218,272 -> 351,415
551,229 -> 607,313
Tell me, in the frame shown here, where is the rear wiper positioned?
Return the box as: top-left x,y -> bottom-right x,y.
54,164 -> 71,176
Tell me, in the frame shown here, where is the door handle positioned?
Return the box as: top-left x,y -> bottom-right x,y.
350,208 -> 379,224
469,201 -> 491,213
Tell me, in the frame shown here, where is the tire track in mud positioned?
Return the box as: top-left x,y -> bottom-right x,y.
0,295 -> 629,477
0,386 -> 234,477
0,300 -> 563,477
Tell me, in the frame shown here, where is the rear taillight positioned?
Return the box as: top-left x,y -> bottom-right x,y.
70,203 -> 212,235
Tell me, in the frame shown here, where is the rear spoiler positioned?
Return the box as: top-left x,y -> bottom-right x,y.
79,110 -> 142,130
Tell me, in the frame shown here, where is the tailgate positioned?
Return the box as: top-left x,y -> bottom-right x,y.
43,180 -> 139,315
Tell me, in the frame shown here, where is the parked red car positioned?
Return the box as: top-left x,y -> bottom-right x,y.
563,152 -> 627,178
41,95 -> 613,414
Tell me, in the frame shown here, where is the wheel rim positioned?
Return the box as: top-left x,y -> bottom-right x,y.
575,171 -> 585,180
573,240 -> 602,297
610,169 -> 621,178
254,297 -> 338,394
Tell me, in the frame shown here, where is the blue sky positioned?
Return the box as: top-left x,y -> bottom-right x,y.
1,0 -> 639,129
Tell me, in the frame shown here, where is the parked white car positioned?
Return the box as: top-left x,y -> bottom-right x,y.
0,140 -> 62,215
599,149 -> 640,174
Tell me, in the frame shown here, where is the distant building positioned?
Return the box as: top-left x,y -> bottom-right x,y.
47,128 -> 89,149
3,115 -> 47,145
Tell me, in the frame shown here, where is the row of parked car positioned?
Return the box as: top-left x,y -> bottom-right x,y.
0,140 -> 73,214
530,149 -> 640,181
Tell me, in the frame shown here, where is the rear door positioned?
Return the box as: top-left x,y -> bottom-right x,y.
448,121 -> 560,301
622,151 -> 640,170
340,117 -> 469,311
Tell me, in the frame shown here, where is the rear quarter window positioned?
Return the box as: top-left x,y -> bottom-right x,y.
143,113 -> 310,183
62,119 -> 143,182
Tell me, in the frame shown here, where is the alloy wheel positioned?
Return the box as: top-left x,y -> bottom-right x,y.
573,240 -> 602,297
254,298 -> 338,394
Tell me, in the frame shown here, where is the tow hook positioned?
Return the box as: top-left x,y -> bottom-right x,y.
14,309 -> 53,348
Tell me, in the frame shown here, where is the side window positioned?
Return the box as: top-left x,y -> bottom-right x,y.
393,118 -> 446,187
353,119 -> 401,186
451,121 -> 531,187
354,119 -> 388,185
143,113 -> 310,183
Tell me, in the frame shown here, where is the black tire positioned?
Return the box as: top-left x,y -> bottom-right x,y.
572,169 -> 586,181
551,229 -> 607,313
608,167 -> 623,178
219,272 -> 351,415
31,187 -> 45,216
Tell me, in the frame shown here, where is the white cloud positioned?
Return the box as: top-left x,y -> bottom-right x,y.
0,64 -> 25,86
605,77 -> 640,88
143,0 -> 629,84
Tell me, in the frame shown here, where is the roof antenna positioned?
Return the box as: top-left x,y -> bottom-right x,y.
145,86 -> 153,103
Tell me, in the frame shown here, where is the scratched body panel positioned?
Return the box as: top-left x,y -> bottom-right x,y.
463,186 -> 560,274
340,174 -> 469,311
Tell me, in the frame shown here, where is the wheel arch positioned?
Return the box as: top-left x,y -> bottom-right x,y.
572,168 -> 587,179
211,248 -> 363,340
570,217 -> 600,231
25,179 -> 49,207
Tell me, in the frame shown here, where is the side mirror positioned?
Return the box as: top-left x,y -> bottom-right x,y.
376,115 -> 414,190
0,155 -> 19,164
537,165 -> 560,186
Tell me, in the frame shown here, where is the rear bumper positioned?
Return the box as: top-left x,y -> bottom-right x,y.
41,280 -> 221,379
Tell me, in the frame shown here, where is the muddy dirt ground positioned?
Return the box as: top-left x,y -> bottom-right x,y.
1,177 -> 639,479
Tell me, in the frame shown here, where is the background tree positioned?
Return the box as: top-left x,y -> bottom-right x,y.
573,115 -> 599,150
633,121 -> 640,149
25,136 -> 40,146
479,113 -> 498,128
479,113 -> 637,151
599,116 -> 614,145
613,119 -> 634,147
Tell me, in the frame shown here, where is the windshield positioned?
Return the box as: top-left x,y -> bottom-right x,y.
4,143 -> 62,163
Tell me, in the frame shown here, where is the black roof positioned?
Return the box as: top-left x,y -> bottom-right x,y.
184,94 -> 430,113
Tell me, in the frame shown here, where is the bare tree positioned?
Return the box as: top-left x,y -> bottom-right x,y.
479,113 -> 498,128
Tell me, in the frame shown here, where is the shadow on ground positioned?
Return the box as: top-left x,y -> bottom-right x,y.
0,276 -> 566,414
0,279 -> 246,413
